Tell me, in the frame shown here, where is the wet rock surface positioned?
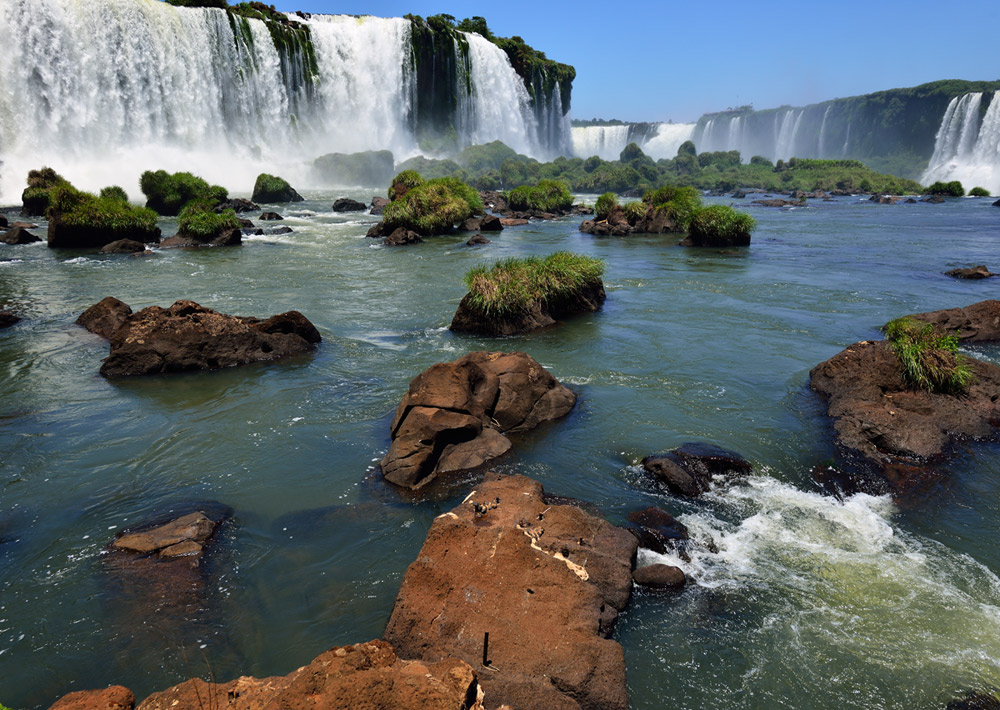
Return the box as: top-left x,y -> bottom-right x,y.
1,225 -> 41,244
77,297 -> 133,339
623,506 -> 689,554
945,265 -> 994,279
899,299 -> 1000,342
110,511 -> 220,560
384,227 -> 423,246
99,239 -> 147,254
383,474 -> 638,710
0,310 -> 20,329
632,563 -> 686,590
641,443 -> 752,497
380,352 -> 575,489
332,197 -> 366,212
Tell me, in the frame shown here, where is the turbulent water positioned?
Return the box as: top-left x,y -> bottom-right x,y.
923,92 -> 1000,194
2,195 -> 1000,709
0,0 -> 570,202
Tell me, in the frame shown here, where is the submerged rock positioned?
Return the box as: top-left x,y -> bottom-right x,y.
97,300 -> 321,377
110,511 -> 221,561
332,197 -> 366,212
0,225 -> 41,245
259,212 -> 283,221
899,300 -> 1000,342
100,239 -> 147,254
380,352 -> 575,489
77,297 -> 133,339
0,310 -> 20,329
466,234 -> 491,246
921,195 -> 946,204
384,474 -> 637,710
641,443 -> 752,497
383,227 -> 423,246
945,265 -> 994,280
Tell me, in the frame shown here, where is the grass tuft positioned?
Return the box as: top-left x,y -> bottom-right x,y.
178,202 -> 241,241
688,205 -> 756,242
49,184 -> 158,232
382,176 -> 482,235
883,317 -> 974,394
505,180 -> 572,213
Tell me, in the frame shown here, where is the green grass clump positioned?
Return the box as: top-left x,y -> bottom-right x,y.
140,170 -> 228,216
969,186 -> 991,197
688,205 -> 756,243
595,192 -> 618,220
21,166 -> 71,215
642,184 -> 702,229
388,170 -> 426,201
623,200 -> 648,225
100,186 -> 129,203
177,203 -> 241,241
251,173 -> 301,203
922,180 -> 965,197
382,176 -> 482,235
505,180 -> 572,213
463,252 -> 604,318
884,317 -> 974,394
49,184 -> 158,232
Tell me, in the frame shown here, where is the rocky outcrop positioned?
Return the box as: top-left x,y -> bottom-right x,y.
161,228 -> 241,249
460,215 -> 503,232
900,300 -> 1000,342
370,196 -> 389,215
0,225 -> 41,245
48,214 -> 161,250
214,198 -> 259,213
632,564 -> 686,590
52,642 -> 482,710
450,281 -> 606,337
77,297 -> 133,339
946,691 -> 1000,710
94,300 -> 321,377
641,443 -> 752,497
945,265 -> 994,279
751,198 -> 805,207
259,212 -> 283,221
921,195 -> 946,204
623,507 -> 689,554
99,239 -> 147,254
380,352 -> 575,489
580,203 -> 680,238
384,227 -> 423,246
332,197 -> 367,212
810,339 -> 1000,473
384,474 -> 638,710
0,310 -> 20,329
466,234 -> 491,246
479,190 -> 508,213
110,511 -> 221,561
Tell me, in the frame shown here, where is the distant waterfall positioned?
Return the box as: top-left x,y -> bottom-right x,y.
922,92 -> 999,193
572,126 -> 633,160
695,108 -> 809,162
0,0 -> 573,201
572,123 -> 695,161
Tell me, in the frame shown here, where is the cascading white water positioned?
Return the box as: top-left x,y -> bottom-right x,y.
818,105 -> 831,158
571,123 -> 697,161
642,123 -> 696,160
774,109 -> 803,161
922,92 -> 1000,194
571,125 -> 633,161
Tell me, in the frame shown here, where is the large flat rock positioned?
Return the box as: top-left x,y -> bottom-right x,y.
900,299 -> 1000,342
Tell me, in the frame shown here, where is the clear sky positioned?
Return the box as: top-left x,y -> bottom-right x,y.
270,0 -> 1000,123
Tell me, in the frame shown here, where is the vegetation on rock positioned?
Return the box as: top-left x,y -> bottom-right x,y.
595,192 -> 618,221
99,186 -> 130,204
462,252 -> 604,319
642,184 -> 702,229
388,170 -> 426,201
505,180 -> 572,213
969,186 -> 991,197
47,183 -> 160,248
21,167 -> 70,216
382,174 -> 483,235
686,205 -> 756,246
923,180 -> 965,197
140,170 -> 228,216
883,317 -> 973,394
251,173 -> 303,203
177,202 -> 241,241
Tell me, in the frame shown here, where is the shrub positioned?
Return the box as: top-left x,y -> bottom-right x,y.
382,176 -> 483,235
505,180 -> 572,213
687,205 -> 756,245
21,166 -> 70,215
462,252 -> 605,318
619,142 -> 646,163
388,170 -> 425,201
883,317 -> 974,394
643,184 -> 702,229
923,180 -> 965,197
251,173 -> 302,203
458,141 -> 518,173
140,170 -> 228,215
623,200 -> 648,225
969,186 -> 991,197
49,184 -> 157,232
177,202 -> 241,241
100,186 -> 130,203
595,192 -> 618,221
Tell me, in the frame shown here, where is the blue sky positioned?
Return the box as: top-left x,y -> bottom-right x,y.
274,1 -> 1000,122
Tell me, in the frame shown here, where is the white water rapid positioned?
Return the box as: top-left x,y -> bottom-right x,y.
922,92 -> 1000,195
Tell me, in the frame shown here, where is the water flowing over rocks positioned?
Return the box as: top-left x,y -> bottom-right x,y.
623,506 -> 689,554
0,225 -> 41,244
810,339 -> 1000,475
0,310 -> 21,329
383,473 -> 638,710
380,352 -> 576,489
632,563 -> 686,590
899,299 -> 1000,342
641,443 -> 752,497
83,299 -> 320,377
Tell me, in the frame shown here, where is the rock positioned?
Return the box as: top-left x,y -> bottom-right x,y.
384,474 -> 637,710
809,340 -> 1000,475
623,507 -> 689,554
11,221 -> 39,229
947,691 -> 1000,710
259,212 -> 283,221
0,225 -> 41,245
162,228 -> 240,248
332,197 -> 367,212
993,199 -> 1000,207
0,310 -> 20,329
0,214 -> 7,228
251,175 -> 303,203
499,218 -> 529,227
460,217 -> 482,231
266,226 -> 293,235
380,352 -> 575,489
110,511 -> 219,560
214,198 -> 259,214
641,443 -> 752,497
98,300 -> 321,377
479,214 -> 503,231
366,223 -> 383,238
238,218 -> 254,228
77,297 -> 134,339
632,564 -> 686,590
906,198 -> 918,203
479,190 -> 509,212
158,235 -> 200,248
133,640 -> 479,710
466,234 -> 491,246
370,196 -> 389,215
49,685 -> 135,710
945,265 -> 994,279
921,195 -> 946,204
99,239 -> 147,254
900,300 -> 1000,342
870,195 -> 898,204
384,227 -> 423,246
450,279 -> 606,337
751,198 -> 804,207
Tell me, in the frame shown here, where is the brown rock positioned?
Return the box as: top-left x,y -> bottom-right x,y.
381,352 -> 575,489
499,218 -> 529,227
0,225 -> 41,245
466,234 -> 491,246
99,300 -> 321,377
751,198 -> 804,207
370,196 -> 389,215
332,197 -> 367,212
99,239 -> 146,254
0,310 -> 20,329
384,474 -> 637,710
111,512 -> 217,557
809,340 -> 1000,475
461,217 -> 482,231
77,297 -> 133,339
50,685 -> 135,710
921,195 -> 946,204
384,227 -> 423,246
480,214 -> 503,231
624,507 -> 689,553
11,221 -> 39,229
259,211 -> 283,220
632,563 -> 686,590
945,265 -> 994,280
900,300 -> 1000,342
641,443 -> 752,497
479,190 -> 508,212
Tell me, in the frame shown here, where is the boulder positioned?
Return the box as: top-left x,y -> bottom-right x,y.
632,564 -> 686,590
99,239 -> 146,254
380,352 -> 575,489
110,511 -> 220,561
623,507 -> 689,554
466,234 -> 491,246
11,221 -> 39,229
384,474 -> 637,710
480,214 -> 503,231
641,443 -> 752,497
499,218 -> 529,227
160,228 -> 241,248
98,300 -> 321,377
0,310 -> 20,329
947,691 -> 1000,710
77,297 -> 133,339
266,226 -> 293,235
0,225 -> 41,245
906,198 -> 917,203
460,217 -> 482,231
0,213 -> 7,228
479,190 -> 508,212
899,300 -> 1000,342
945,265 -> 994,280
214,198 -> 259,213
238,218 -> 254,228
332,197 -> 367,212
921,195 -> 946,203
251,175 -> 303,204
370,196 -> 389,215
366,223 -> 383,238
751,198 -> 804,207
259,212 -> 283,221
49,686 -> 135,710
809,339 -> 1000,475
993,199 -> 1000,207
384,227 -> 423,246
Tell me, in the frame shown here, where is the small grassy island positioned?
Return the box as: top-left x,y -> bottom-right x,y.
883,317 -> 973,394
46,182 -> 161,249
450,252 -> 606,335
374,171 -> 483,237
140,170 -> 228,216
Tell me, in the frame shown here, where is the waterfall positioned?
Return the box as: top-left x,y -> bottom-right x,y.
818,105 -> 831,158
642,123 -> 696,160
571,125 -> 633,161
0,0 -> 572,202
572,122 -> 696,161
922,91 -> 1000,194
